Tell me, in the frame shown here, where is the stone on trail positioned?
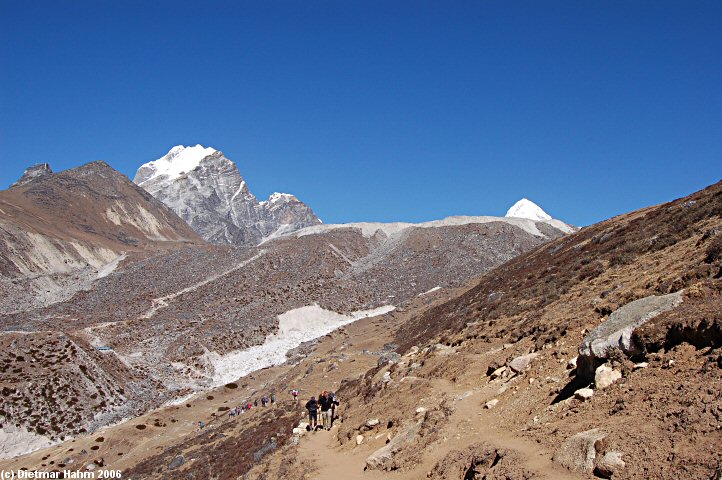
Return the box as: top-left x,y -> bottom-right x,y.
577,291 -> 683,378
574,388 -> 594,401
595,364 -> 622,389
553,428 -> 607,472
365,422 -> 421,470
484,399 -> 499,409
508,352 -> 539,373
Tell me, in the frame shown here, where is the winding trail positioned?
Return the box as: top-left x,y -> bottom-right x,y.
296,378 -> 582,479
141,250 -> 265,318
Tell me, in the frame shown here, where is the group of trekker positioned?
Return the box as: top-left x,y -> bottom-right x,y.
227,392 -> 277,418
304,390 -> 339,431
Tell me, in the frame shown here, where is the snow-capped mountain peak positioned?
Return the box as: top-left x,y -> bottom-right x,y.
133,146 -> 322,245
136,144 -> 217,186
505,198 -> 552,222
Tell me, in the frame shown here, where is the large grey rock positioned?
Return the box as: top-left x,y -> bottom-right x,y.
365,422 -> 421,470
553,428 -> 607,472
578,291 -> 683,378
134,146 -> 321,245
508,352 -> 539,373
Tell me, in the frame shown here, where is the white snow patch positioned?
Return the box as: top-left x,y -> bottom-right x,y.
0,424 -> 58,460
418,286 -> 441,296
204,304 -> 395,386
230,181 -> 247,202
505,198 -> 552,221
137,144 -> 217,185
268,192 -> 296,203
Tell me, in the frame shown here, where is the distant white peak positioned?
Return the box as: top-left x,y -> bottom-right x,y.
139,144 -> 217,184
505,198 -> 552,221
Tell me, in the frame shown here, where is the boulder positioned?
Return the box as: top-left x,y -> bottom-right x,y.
508,352 -> 539,373
365,422 -> 421,470
577,291 -> 683,379
594,451 -> 626,478
432,344 -> 456,356
595,365 -> 622,389
365,418 -> 380,430
574,388 -> 594,401
377,352 -> 402,367
168,456 -> 185,469
553,428 -> 607,472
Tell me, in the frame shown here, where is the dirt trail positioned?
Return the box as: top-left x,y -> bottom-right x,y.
296,376 -> 582,479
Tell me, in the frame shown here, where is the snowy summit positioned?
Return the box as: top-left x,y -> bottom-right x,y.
136,144 -> 217,186
505,198 -> 553,222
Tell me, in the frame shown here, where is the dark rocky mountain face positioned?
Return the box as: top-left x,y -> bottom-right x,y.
133,146 -> 321,245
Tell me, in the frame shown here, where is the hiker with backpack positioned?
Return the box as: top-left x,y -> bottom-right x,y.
305,396 -> 319,430
319,391 -> 333,431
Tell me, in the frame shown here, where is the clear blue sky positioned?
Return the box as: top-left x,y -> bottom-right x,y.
1,1 -> 720,226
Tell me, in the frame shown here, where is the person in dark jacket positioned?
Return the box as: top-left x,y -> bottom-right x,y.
319,391 -> 333,431
305,396 -> 318,430
330,391 -> 339,427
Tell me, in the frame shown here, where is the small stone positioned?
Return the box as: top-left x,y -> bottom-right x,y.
633,362 -> 648,370
365,418 -> 380,429
415,407 -> 427,414
490,366 -> 507,380
382,371 -> 392,383
574,388 -> 594,401
594,451 -> 626,478
508,353 -> 539,373
567,356 -> 578,369
595,365 -> 622,389
529,378 -> 535,385
485,399 -> 499,409
85,463 -> 96,471
356,435 -> 364,445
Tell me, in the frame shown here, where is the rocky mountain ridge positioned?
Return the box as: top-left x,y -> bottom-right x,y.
133,145 -> 322,245
0,161 -> 203,313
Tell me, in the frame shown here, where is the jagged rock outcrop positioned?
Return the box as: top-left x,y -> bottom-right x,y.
133,145 -> 321,245
10,163 -> 52,188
